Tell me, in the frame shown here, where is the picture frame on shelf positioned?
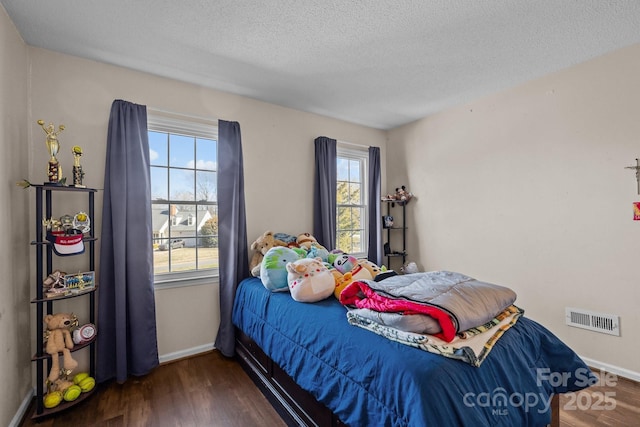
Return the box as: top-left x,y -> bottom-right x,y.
383,215 -> 394,228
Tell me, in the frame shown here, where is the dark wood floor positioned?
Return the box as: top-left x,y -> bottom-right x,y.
20,351 -> 639,426
20,351 -> 286,427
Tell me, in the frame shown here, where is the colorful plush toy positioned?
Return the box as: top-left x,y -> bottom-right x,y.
286,257 -> 335,302
44,312 -> 78,382
260,246 -> 306,291
294,232 -> 329,261
333,271 -> 355,299
332,253 -> 373,281
250,231 -> 287,277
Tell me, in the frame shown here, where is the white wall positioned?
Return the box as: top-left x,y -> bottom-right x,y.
0,5 -> 32,427
26,48 -> 387,359
387,44 -> 640,377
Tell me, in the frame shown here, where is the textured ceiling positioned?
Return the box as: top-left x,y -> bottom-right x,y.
3,1 -> 640,129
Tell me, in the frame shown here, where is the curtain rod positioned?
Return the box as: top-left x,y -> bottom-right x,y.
147,106 -> 218,124
338,140 -> 370,150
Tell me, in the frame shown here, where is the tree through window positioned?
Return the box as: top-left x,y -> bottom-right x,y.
148,114 -> 218,278
336,146 -> 367,256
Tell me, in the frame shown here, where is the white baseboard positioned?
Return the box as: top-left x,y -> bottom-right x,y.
9,388 -> 34,427
580,355 -> 640,383
158,342 -> 215,364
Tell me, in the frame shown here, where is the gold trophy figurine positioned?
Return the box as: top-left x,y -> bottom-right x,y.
38,119 -> 65,184
72,145 -> 85,187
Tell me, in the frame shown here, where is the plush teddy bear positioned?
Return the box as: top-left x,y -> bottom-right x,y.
250,231 -> 287,277
395,185 -> 413,204
44,313 -> 78,382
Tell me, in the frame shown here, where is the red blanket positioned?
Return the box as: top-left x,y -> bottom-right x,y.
340,280 -> 457,342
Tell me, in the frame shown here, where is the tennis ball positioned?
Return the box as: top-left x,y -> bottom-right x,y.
73,372 -> 89,385
63,385 -> 82,401
44,391 -> 63,408
78,376 -> 95,392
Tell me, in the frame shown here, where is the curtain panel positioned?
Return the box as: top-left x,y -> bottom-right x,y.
97,99 -> 159,383
214,120 -> 249,357
367,146 -> 382,265
313,136 -> 337,249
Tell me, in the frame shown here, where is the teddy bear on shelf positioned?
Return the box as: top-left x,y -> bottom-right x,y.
250,231 -> 288,277
394,185 -> 413,204
44,312 -> 79,382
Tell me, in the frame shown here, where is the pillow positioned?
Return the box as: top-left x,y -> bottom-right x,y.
286,257 -> 335,302
260,246 -> 304,291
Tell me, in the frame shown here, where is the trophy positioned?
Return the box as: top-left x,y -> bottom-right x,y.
38,119 -> 65,184
72,145 -> 85,187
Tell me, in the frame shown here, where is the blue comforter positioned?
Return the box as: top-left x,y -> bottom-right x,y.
232,277 -> 594,427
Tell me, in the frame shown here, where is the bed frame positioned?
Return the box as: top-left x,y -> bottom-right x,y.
235,329 -> 559,427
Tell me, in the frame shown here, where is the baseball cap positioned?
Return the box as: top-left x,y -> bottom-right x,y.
47,229 -> 85,256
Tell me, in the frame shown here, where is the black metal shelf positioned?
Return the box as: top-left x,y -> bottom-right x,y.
383,201 -> 407,268
31,183 -> 98,418
31,336 -> 97,361
31,286 -> 98,303
31,388 -> 96,420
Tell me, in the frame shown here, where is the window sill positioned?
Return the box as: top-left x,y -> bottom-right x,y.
154,271 -> 219,290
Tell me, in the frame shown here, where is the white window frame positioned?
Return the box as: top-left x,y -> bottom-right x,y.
148,112 -> 219,289
336,143 -> 368,258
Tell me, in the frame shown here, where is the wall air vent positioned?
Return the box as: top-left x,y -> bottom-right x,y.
565,307 -> 620,336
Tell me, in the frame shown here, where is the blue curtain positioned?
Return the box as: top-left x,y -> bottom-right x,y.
313,137 -> 337,249
214,120 -> 249,357
367,146 -> 382,265
97,100 -> 158,383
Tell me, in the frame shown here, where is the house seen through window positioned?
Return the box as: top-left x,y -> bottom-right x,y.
148,114 -> 218,278
336,146 -> 367,257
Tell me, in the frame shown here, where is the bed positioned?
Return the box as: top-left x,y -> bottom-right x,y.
232,276 -> 594,427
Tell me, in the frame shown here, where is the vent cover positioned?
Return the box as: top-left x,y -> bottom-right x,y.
565,307 -> 620,336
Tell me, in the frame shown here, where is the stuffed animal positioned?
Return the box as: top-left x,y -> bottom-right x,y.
260,246 -> 305,291
332,253 -> 358,274
286,257 -> 335,302
274,232 -> 298,247
250,231 -> 287,277
296,233 -> 326,251
358,259 -> 384,278
44,313 -> 78,382
333,271 -> 354,299
332,254 -> 373,281
395,185 -> 413,204
305,244 -> 330,262
401,261 -> 419,274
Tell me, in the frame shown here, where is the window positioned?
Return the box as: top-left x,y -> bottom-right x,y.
148,113 -> 218,284
336,145 -> 368,257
